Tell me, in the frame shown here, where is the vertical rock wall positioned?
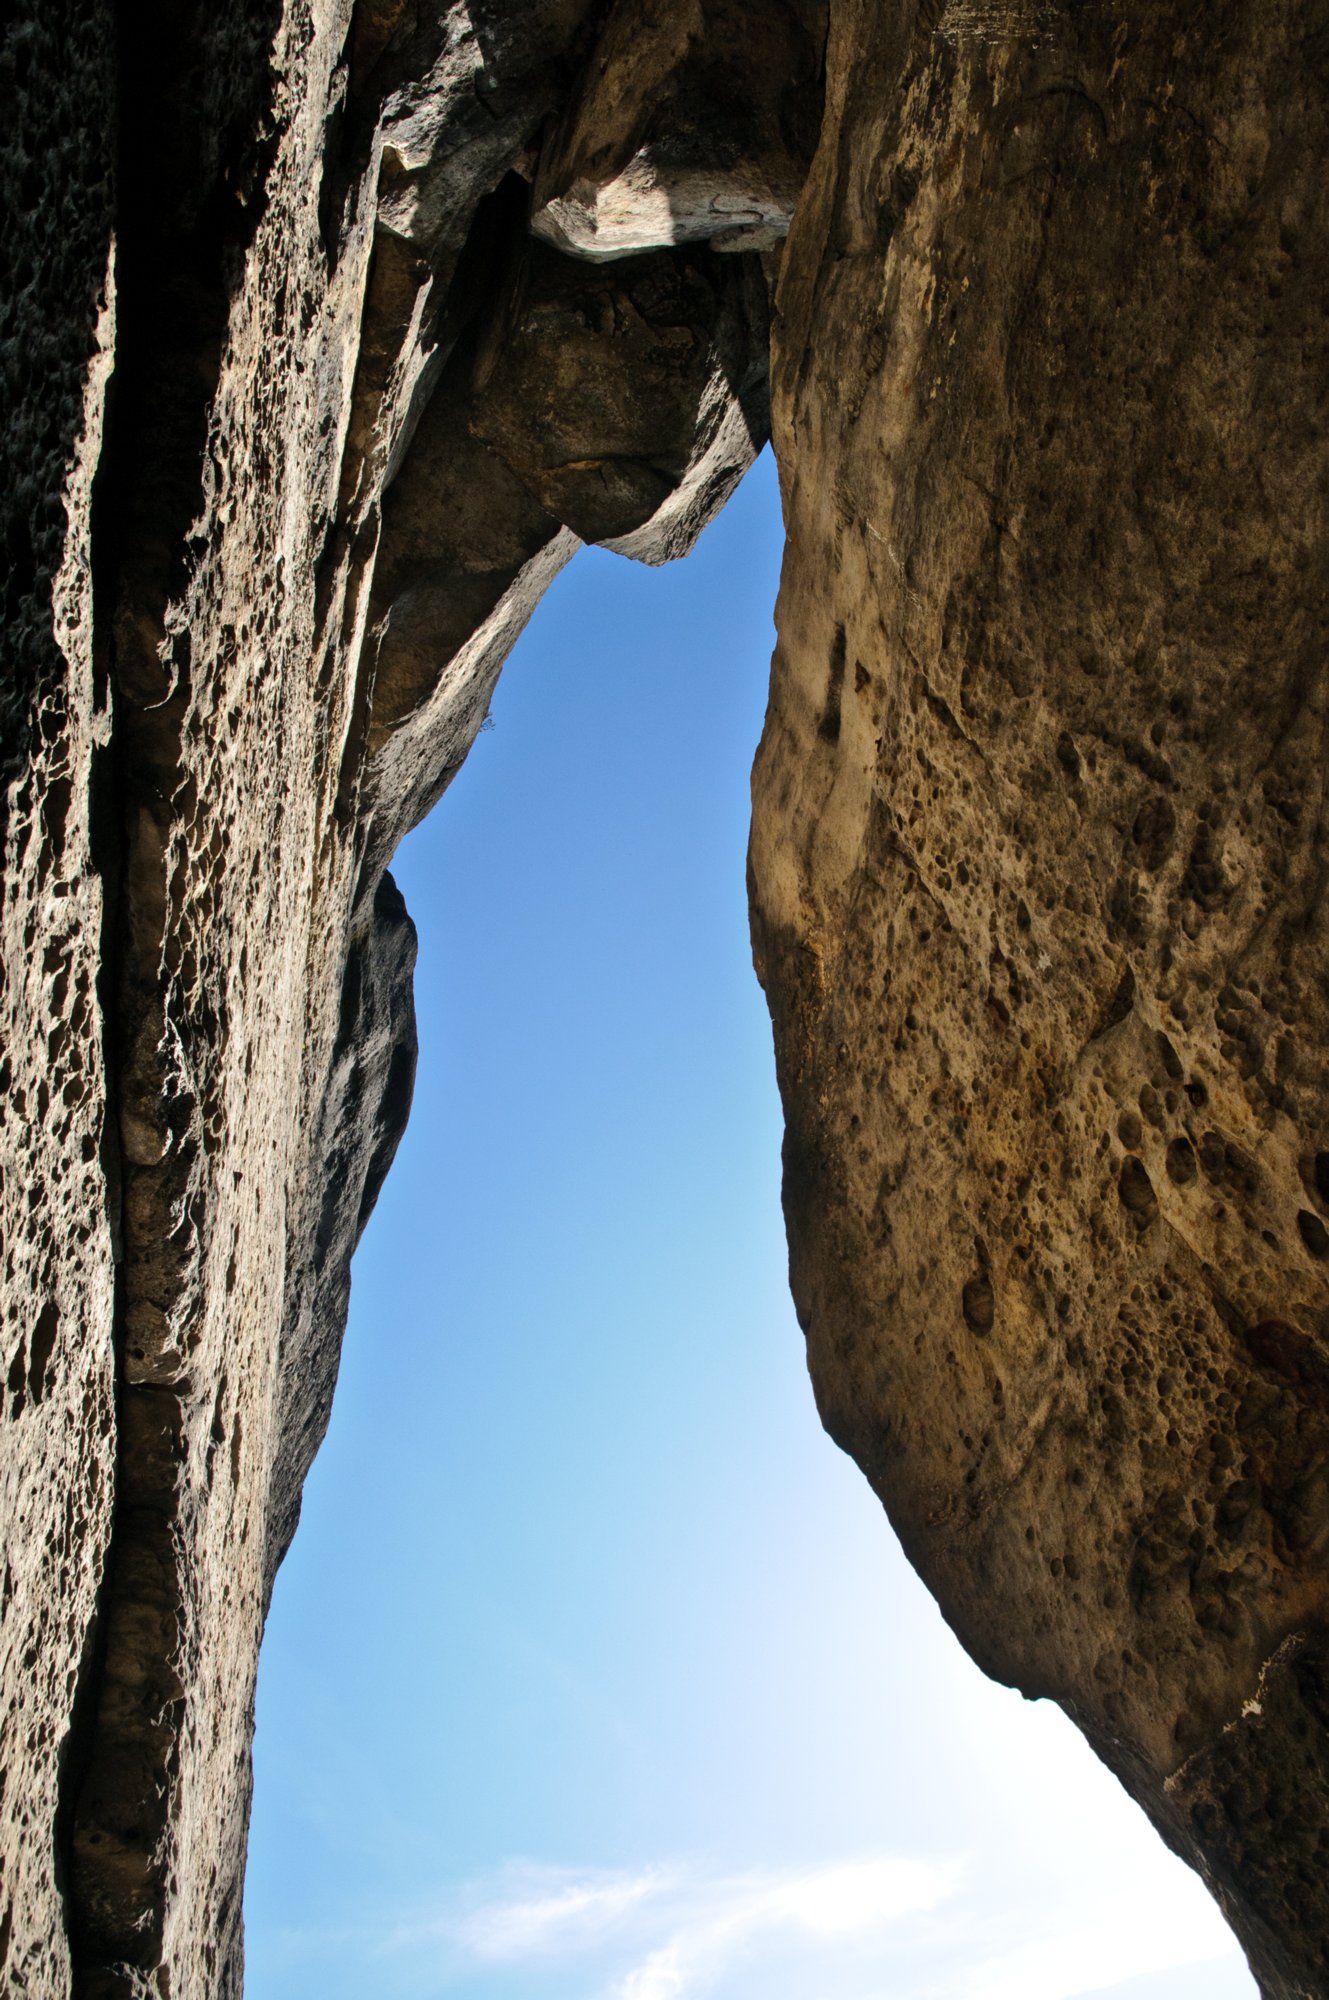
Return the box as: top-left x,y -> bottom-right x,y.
750,3 -> 1329,1994
1,2 -> 774,1992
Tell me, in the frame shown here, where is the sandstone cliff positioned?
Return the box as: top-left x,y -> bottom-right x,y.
1,1 -> 1325,1995
750,8 -> 1329,1991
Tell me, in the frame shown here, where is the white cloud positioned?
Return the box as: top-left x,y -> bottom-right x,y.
621,1941 -> 691,2000
377,1852 -> 953,1996
364,1841 -> 1247,2000
606,1855 -> 954,2000
381,1861 -> 672,1960
457,1865 -> 672,1960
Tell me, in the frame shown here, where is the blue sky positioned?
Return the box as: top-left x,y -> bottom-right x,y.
244,450 -> 1256,2000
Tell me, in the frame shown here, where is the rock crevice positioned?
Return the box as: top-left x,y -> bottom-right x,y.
3,1 -> 1328,1995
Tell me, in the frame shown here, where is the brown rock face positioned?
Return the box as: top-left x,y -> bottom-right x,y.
2,0 -> 1328,1994
749,2 -> 1329,1993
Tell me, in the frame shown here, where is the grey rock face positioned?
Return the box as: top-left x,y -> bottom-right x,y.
1,2 -> 772,1993
0,11 -> 117,1992
3,0 -> 1328,1995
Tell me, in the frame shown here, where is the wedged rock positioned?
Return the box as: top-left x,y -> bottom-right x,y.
750,2 -> 1329,1992
468,233 -> 770,556
530,0 -> 824,259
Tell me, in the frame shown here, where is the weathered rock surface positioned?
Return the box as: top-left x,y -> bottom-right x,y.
2,0 -> 1328,1994
1,13 -> 117,1995
1,2 -> 771,1993
750,3 -> 1329,1993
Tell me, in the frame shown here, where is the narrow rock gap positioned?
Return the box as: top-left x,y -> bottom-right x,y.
241,452 -> 1255,2000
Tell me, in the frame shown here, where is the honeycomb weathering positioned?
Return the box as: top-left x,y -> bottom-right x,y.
1,1 -> 1326,1994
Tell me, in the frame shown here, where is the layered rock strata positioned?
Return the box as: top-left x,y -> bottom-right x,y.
1,0 -> 1327,1996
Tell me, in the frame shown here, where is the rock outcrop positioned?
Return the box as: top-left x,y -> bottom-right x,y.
750,4 -> 1329,1993
1,0 -> 1326,1994
2,3 -> 776,1991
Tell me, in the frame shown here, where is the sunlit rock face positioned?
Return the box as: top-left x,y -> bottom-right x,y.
2,0 -> 1326,1994
749,3 -> 1329,1994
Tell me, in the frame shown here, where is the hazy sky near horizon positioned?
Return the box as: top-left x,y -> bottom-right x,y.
243,450 -> 1257,2000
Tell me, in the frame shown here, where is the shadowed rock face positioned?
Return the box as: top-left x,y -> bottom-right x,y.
1,0 -> 1326,1994
2,4 -> 772,1992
